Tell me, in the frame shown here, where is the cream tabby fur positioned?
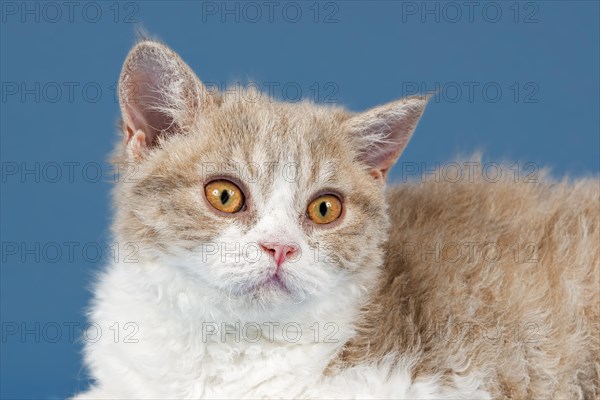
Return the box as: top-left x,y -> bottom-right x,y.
74,40 -> 599,399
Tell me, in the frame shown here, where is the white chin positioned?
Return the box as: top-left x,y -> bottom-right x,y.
237,281 -> 309,309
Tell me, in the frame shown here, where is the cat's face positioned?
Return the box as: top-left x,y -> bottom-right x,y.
112,41 -> 427,319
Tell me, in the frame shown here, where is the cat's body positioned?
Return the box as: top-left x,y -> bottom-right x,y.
341,175 -> 600,399
75,40 -> 599,399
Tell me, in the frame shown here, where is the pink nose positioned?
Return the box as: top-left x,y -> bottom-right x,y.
259,242 -> 298,267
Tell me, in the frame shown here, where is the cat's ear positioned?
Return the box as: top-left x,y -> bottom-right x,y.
345,95 -> 429,182
118,40 -> 212,160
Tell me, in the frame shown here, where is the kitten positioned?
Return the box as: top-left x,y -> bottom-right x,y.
75,40 -> 599,399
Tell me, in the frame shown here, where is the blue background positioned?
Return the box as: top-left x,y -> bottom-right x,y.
1,1 -> 598,398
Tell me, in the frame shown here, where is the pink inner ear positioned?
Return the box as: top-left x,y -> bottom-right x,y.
118,41 -> 207,155
369,169 -> 384,181
126,129 -> 148,161
123,104 -> 147,145
365,149 -> 397,179
350,96 -> 428,178
122,72 -> 176,148
364,131 -> 412,178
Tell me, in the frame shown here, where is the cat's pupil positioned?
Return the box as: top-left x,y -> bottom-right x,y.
220,190 -> 230,205
319,202 -> 328,216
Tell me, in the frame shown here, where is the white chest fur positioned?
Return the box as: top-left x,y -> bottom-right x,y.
76,262 -> 488,399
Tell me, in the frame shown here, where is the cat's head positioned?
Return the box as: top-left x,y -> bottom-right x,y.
112,41 -> 428,320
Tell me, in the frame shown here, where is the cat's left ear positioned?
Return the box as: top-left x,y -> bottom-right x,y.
345,95 -> 429,182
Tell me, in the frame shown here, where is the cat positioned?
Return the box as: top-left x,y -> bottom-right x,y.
74,40 -> 599,399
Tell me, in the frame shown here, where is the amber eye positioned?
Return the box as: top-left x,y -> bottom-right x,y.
307,194 -> 343,224
205,180 -> 245,213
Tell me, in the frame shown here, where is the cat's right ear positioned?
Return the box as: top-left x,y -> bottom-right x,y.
118,40 -> 212,160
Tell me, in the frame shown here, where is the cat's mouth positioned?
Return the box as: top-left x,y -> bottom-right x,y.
240,272 -> 294,297
256,273 -> 291,292
264,274 -> 288,290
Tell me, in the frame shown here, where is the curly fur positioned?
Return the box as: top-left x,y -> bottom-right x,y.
74,40 -> 599,399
